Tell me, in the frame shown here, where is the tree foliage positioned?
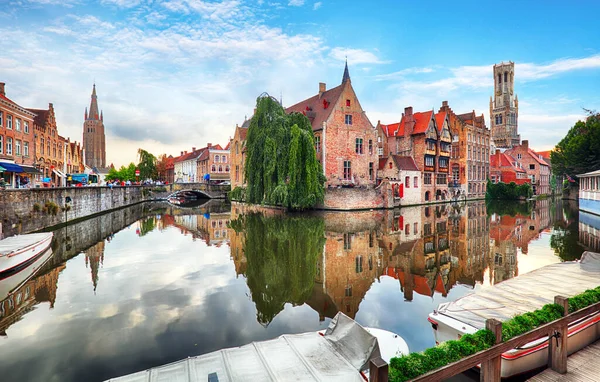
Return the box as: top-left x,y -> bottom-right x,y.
137,148 -> 157,180
229,212 -> 325,326
244,95 -> 326,209
105,163 -> 137,181
156,154 -> 169,181
486,180 -> 532,200
551,112 -> 600,177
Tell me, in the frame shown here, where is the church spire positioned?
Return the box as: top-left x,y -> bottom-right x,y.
342,59 -> 350,84
88,83 -> 100,120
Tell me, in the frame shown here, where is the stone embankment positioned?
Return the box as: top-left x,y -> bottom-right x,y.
0,183 -> 230,237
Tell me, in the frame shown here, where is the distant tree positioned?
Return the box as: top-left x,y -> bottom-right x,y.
105,167 -> 119,181
551,111 -> 600,178
137,148 -> 157,180
156,154 -> 169,181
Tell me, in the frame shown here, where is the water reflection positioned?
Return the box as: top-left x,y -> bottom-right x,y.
0,198 -> 587,382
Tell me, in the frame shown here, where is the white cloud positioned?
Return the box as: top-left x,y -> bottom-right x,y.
313,1 -> 321,10
288,0 -> 305,6
330,47 -> 387,65
100,0 -> 142,7
26,0 -> 79,7
517,55 -> 600,80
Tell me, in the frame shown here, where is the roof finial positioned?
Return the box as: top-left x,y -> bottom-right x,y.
342,58 -> 350,83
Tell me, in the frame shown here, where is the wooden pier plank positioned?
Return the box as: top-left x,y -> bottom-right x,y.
528,340 -> 600,382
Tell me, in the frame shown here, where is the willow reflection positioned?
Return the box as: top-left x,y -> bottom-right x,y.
229,213 -> 325,326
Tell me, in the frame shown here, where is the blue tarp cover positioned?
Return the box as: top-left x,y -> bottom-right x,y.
0,162 -> 23,173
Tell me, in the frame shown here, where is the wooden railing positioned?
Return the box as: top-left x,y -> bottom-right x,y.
404,297 -> 600,382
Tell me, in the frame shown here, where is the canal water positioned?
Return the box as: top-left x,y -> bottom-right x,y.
0,198 -> 589,382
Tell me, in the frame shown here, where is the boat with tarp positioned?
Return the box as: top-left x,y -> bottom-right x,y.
0,233 -> 53,278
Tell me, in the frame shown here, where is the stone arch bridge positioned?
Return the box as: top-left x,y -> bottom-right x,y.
167,182 -> 230,199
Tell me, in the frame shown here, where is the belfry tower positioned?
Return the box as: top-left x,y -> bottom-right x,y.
83,84 -> 106,168
489,62 -> 520,149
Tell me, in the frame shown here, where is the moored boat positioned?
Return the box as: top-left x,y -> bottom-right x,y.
0,233 -> 54,279
428,251 -> 600,378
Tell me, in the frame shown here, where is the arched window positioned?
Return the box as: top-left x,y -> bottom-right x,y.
222,155 -> 227,163
498,74 -> 501,84
214,155 -> 220,163
211,165 -> 216,172
499,115 -> 502,124
504,72 -> 508,82
225,165 -> 230,172
405,176 -> 410,187
218,165 -> 223,173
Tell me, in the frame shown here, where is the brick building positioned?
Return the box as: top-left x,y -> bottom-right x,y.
230,119 -> 250,188
505,140 -> 550,195
83,84 -> 106,169
286,63 -> 379,186
378,107 -> 452,202
197,143 -> 230,183
438,101 -> 491,199
0,82 -> 38,188
490,149 -> 531,185
27,103 -> 67,185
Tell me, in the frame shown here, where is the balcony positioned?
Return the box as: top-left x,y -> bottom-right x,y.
425,148 -> 437,156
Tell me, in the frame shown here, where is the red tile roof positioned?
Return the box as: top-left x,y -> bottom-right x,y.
527,149 -> 549,166
412,111 -> 434,134
380,121 -> 403,137
392,155 -> 419,171
285,83 -> 346,131
434,111 -> 446,133
536,150 -> 552,159
0,93 -> 18,107
175,149 -> 204,163
26,108 -> 49,126
491,152 -> 526,173
378,157 -> 388,171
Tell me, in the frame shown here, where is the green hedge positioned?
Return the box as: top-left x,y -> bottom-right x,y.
389,286 -> 600,382
486,180 -> 533,200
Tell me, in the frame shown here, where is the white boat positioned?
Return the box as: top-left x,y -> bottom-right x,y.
428,251 -> 600,378
0,247 -> 53,301
106,312 -> 408,382
0,233 -> 53,278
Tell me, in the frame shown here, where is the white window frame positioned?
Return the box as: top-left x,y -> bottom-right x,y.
345,114 -> 352,125
7,137 -> 13,155
24,141 -> 29,157
0,135 -> 3,154
24,121 -> 29,134
15,140 -> 21,156
7,114 -> 12,129
16,118 -> 21,132
0,111 -> 3,127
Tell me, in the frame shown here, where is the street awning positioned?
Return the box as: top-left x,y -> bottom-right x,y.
20,165 -> 42,174
0,162 -> 24,173
0,165 -> 5,172
53,168 -> 66,178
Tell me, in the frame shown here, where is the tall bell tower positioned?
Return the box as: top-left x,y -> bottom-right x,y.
83,84 -> 106,169
489,62 -> 520,149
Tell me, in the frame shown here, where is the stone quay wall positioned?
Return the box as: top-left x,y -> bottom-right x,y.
322,181 -> 393,211
0,186 -> 146,237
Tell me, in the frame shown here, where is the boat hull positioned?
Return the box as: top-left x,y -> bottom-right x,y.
0,233 -> 53,277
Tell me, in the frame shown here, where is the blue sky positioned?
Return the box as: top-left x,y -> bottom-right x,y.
1,0 -> 599,166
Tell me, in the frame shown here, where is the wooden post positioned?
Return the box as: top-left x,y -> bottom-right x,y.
549,296 -> 569,374
369,356 -> 388,382
481,318 -> 502,382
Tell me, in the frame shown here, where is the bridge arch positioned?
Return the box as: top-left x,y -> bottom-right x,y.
169,189 -> 212,200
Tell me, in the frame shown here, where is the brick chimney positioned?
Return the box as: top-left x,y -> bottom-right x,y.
192,147 -> 196,151
442,100 -> 448,108
496,149 -> 501,155
0,82 -> 5,96
184,151 -> 188,154
319,82 -> 326,98
522,140 -> 528,149
207,143 -> 212,148
403,106 -> 415,137
180,151 -> 184,156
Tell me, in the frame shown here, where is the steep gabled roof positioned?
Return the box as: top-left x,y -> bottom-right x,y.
527,149 -> 549,166
380,121 -> 403,137
175,149 -> 204,163
25,108 -> 49,127
392,155 -> 419,171
413,111 -> 434,135
378,157 -> 388,171
457,111 -> 475,125
434,111 -> 447,133
536,150 -> 552,159
492,152 -> 527,173
285,83 -> 345,131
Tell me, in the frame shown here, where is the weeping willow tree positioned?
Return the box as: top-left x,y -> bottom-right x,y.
229,212 -> 325,326
244,95 -> 326,209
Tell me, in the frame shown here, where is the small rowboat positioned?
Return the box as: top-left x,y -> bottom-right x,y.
0,233 -> 54,278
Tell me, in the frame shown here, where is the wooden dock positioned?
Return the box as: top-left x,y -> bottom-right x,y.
528,340 -> 600,382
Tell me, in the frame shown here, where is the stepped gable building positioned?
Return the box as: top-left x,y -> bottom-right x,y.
490,62 -> 520,149
286,62 -> 379,186
438,101 -> 491,199
83,84 -> 106,169
504,140 -> 550,195
378,106 -> 453,202
27,103 -> 67,185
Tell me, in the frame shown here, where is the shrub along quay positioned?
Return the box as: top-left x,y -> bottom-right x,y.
389,286 -> 600,382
